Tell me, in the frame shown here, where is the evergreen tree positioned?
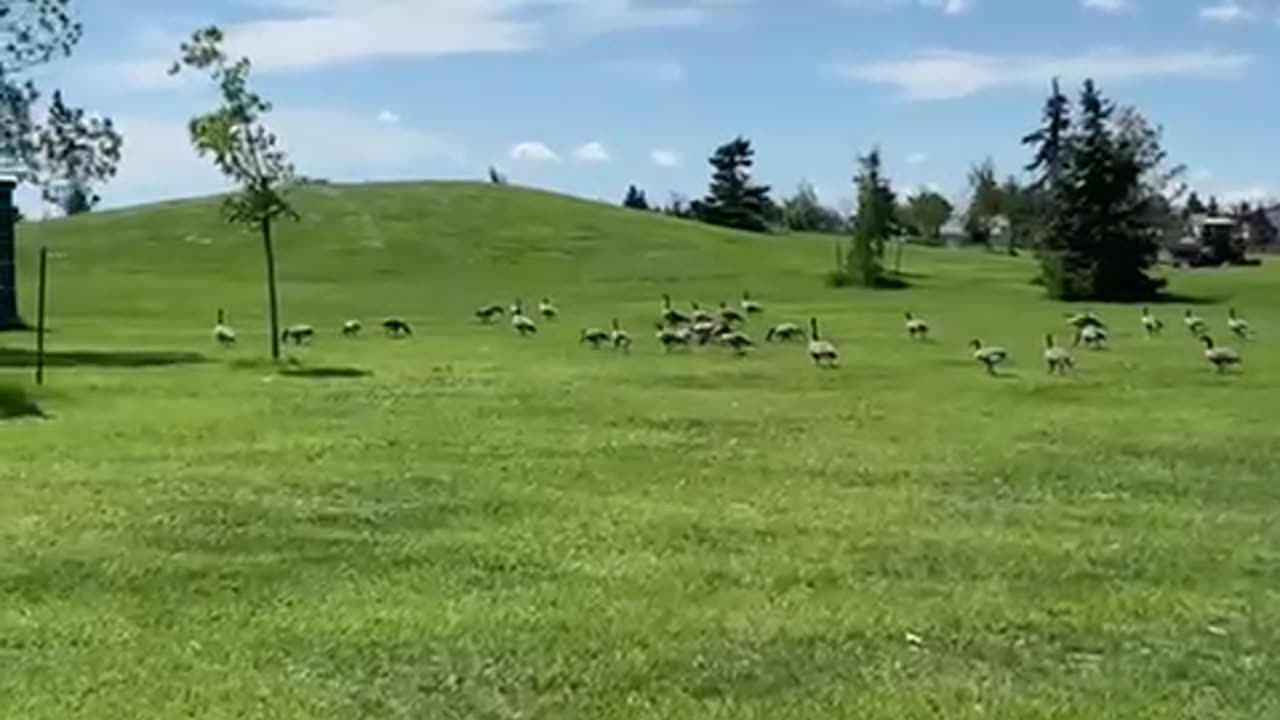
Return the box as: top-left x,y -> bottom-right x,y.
697,136 -> 773,232
1022,77 -> 1071,189
1206,195 -> 1221,217
848,147 -> 897,286
1031,79 -> 1164,300
622,184 -> 649,210
1184,191 -> 1206,216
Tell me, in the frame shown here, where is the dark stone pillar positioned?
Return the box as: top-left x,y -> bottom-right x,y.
0,177 -> 25,330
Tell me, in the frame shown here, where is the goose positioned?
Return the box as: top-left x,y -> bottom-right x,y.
1226,308 -> 1251,339
580,327 -> 610,348
510,300 -> 537,336
1140,307 -> 1163,337
740,292 -> 763,315
716,330 -> 755,355
765,322 -> 805,342
382,318 -> 412,337
1065,310 -> 1106,331
718,301 -> 745,325
1184,309 -> 1207,336
904,312 -> 929,340
655,323 -> 692,351
807,317 -> 838,368
1076,324 -> 1107,350
476,303 -> 505,323
281,324 -> 314,345
213,308 -> 237,347
970,339 -> 1009,375
1043,334 -> 1074,375
1200,335 -> 1241,372
661,294 -> 690,326
690,302 -> 714,324
689,318 -> 720,345
609,318 -> 632,352
538,297 -> 559,320
341,319 -> 362,336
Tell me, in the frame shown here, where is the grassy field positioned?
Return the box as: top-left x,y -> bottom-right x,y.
2,181 -> 1278,719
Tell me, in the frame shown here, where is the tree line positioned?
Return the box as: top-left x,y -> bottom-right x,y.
624,77 -> 1269,300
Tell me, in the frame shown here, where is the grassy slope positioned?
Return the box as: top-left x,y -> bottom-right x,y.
2,181 -> 1278,719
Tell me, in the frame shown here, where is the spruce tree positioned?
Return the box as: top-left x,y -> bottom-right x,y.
697,136 -> 773,232
848,147 -> 896,286
622,184 -> 649,210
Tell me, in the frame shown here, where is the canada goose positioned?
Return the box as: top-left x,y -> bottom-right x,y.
689,318 -> 720,345
655,323 -> 692,351
1043,334 -> 1074,375
1140,307 -> 1163,336
740,292 -> 763,315
661,294 -> 690,325
970,339 -> 1009,375
610,318 -> 631,352
580,327 -> 610,348
807,317 -> 838,367
511,300 -> 537,336
1065,311 -> 1106,330
1076,324 -> 1107,350
765,322 -> 805,342
382,318 -> 412,337
341,319 -> 362,336
213,308 -> 236,347
1200,335 -> 1241,372
476,304 -> 504,323
538,297 -> 559,319
716,330 -> 755,355
690,302 -> 714,324
1184,309 -> 1207,336
281,324 -> 314,345
1226,308 -> 1251,339
904,312 -> 929,340
719,301 -> 745,324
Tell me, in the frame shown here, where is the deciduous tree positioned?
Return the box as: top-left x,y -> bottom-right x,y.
170,26 -> 299,360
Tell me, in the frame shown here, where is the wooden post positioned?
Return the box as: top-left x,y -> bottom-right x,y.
35,246 -> 47,385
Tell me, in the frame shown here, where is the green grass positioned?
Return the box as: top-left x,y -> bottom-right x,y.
2,181 -> 1278,719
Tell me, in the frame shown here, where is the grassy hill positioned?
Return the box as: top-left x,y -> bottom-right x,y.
2,181 -> 1278,718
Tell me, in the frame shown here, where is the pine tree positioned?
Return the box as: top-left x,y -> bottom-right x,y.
1032,79 -> 1163,300
1022,77 -> 1071,189
1206,196 -> 1221,217
622,184 -> 649,210
848,147 -> 897,286
1184,191 -> 1206,216
697,136 -> 773,232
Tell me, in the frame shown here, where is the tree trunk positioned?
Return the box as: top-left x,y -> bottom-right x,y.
894,238 -> 905,274
262,218 -> 282,361
0,179 -> 27,330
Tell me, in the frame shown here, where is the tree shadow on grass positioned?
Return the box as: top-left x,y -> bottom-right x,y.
0,384 -> 47,419
0,347 -> 207,368
1148,291 -> 1226,306
278,366 -> 372,379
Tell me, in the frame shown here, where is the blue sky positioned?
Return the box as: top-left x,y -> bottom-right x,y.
17,0 -> 1280,215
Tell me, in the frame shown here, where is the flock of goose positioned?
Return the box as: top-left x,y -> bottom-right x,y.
210,297 -> 1253,375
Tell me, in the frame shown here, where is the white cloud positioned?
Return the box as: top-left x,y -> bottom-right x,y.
1083,0 -> 1130,13
906,151 -> 928,165
834,48 -> 1253,101
376,109 -> 401,124
1199,2 -> 1255,23
650,149 -> 683,168
601,57 -> 687,84
509,141 -> 561,164
1218,185 -> 1274,204
107,0 -> 738,89
921,0 -> 974,14
73,105 -> 465,211
571,141 -> 610,163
